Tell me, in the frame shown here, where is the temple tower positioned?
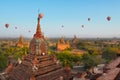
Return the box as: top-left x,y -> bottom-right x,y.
57,37 -> 70,51
72,35 -> 79,49
16,35 -> 24,47
8,13 -> 69,80
29,13 -> 47,55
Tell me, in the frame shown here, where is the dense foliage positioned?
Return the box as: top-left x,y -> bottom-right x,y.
0,47 -> 28,70
102,47 -> 118,63
56,50 -> 81,68
81,53 -> 102,69
50,50 -> 102,70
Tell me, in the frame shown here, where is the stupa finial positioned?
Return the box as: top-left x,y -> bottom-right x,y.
34,13 -> 44,39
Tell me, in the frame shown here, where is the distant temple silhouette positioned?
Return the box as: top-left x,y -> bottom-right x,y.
16,35 -> 29,48
57,37 -> 70,51
72,35 -> 79,49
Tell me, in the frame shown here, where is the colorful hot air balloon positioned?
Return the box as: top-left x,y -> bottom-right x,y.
39,13 -> 44,18
107,16 -> 111,21
88,18 -> 90,21
5,24 -> 9,28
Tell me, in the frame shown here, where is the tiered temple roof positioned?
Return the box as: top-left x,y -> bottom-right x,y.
9,54 -> 65,80
7,13 -> 68,80
97,57 -> 120,80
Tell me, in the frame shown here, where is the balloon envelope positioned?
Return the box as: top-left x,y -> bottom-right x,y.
39,13 -> 44,18
107,16 -> 111,21
15,27 -> 17,29
5,24 -> 9,28
88,18 -> 90,21
28,30 -> 31,33
82,25 -> 84,28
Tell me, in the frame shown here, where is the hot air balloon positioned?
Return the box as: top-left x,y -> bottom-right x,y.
15,27 -> 17,29
39,13 -> 44,18
61,25 -> 64,28
5,24 -> 9,28
28,30 -> 31,33
88,18 -> 90,21
82,25 -> 84,28
107,16 -> 111,21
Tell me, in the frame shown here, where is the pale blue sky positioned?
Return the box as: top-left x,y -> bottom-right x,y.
0,0 -> 120,38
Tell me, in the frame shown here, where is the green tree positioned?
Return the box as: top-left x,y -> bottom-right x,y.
81,53 -> 101,70
0,46 -> 29,71
102,47 -> 117,63
13,47 -> 29,59
0,53 -> 7,70
56,51 -> 81,68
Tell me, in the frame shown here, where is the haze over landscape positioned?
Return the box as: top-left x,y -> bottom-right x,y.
0,0 -> 120,38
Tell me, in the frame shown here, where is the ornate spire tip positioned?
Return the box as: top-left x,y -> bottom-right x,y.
39,13 -> 44,19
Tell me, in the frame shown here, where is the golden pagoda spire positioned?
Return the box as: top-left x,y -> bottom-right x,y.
34,13 -> 44,39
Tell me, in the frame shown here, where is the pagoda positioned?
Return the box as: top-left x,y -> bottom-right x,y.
72,35 -> 79,49
57,37 -> 70,51
8,13 -> 68,80
16,35 -> 29,48
16,35 -> 24,47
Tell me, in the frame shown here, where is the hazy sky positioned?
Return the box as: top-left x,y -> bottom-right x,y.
0,0 -> 120,38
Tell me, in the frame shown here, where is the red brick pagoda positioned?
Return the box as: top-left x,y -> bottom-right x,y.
7,14 -> 68,80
